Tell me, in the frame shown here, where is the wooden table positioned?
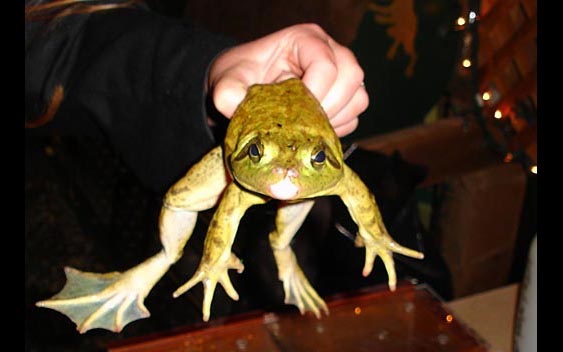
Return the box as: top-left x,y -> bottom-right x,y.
108,281 -> 490,352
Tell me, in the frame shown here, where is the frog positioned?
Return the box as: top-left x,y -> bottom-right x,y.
36,78 -> 424,333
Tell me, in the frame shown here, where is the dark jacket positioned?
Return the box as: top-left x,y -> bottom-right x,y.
25,3 -> 237,351
25,1 -> 235,193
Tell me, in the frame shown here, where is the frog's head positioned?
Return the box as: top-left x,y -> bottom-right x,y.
226,131 -> 343,200
224,78 -> 344,200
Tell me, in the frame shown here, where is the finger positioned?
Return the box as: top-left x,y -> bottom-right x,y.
209,50 -> 261,119
320,45 -> 365,119
329,84 -> 369,128
329,85 -> 368,138
211,74 -> 250,119
295,25 -> 339,102
334,118 -> 359,138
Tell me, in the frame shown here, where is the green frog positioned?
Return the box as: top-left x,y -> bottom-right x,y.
36,78 -> 423,333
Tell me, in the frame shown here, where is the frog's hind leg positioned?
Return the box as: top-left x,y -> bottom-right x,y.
269,200 -> 329,318
36,146 -> 229,333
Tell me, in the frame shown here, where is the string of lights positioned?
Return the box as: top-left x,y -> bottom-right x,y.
454,0 -> 537,175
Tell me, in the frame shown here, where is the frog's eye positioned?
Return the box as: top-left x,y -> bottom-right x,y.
311,150 -> 326,167
247,143 -> 262,162
311,141 -> 341,170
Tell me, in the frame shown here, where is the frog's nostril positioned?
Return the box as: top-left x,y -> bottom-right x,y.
273,167 -> 284,175
272,167 -> 299,178
287,168 -> 299,178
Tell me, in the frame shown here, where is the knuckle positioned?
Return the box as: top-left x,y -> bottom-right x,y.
357,88 -> 369,111
300,23 -> 326,35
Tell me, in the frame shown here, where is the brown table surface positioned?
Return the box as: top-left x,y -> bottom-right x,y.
108,281 -> 491,352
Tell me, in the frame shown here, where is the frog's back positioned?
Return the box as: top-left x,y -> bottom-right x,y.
225,78 -> 339,152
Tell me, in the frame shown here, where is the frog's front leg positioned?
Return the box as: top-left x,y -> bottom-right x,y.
36,146 -> 228,333
269,200 -> 328,318
173,182 -> 267,322
333,165 -> 424,291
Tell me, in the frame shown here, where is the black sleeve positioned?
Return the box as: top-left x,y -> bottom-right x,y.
25,5 -> 237,193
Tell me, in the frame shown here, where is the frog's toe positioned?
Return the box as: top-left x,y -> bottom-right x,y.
361,237 -> 424,291
282,267 -> 328,318
227,252 -> 245,273
387,240 -> 424,260
218,271 -> 240,301
173,255 -> 243,321
377,250 -> 398,291
173,271 -> 204,298
201,279 -> 218,322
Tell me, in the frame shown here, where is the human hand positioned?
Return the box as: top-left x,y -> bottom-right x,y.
207,23 -> 368,137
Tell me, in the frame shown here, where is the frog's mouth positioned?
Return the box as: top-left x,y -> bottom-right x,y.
269,176 -> 300,200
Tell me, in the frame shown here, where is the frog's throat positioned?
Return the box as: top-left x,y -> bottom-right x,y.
268,176 -> 300,200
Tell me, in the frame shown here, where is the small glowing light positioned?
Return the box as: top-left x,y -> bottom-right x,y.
462,59 -> 472,68
446,314 -> 454,323
530,165 -> 537,174
456,17 -> 466,26
494,110 -> 502,119
482,91 -> 491,101
504,153 -> 514,163
354,307 -> 362,315
469,11 -> 477,22
44,145 -> 55,156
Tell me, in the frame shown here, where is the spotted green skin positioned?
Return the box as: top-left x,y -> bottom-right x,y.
168,78 -> 423,321
35,78 -> 423,334
224,78 -> 343,199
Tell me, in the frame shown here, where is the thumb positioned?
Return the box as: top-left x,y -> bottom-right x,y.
211,75 -> 248,119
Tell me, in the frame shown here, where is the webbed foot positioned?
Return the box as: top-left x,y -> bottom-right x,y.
172,252 -> 244,322
36,252 -> 171,333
